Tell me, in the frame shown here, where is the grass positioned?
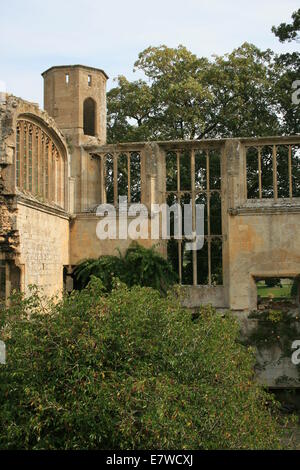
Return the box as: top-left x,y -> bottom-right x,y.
257,283 -> 292,299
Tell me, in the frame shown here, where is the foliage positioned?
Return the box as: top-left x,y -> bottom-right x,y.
73,253 -> 125,292
270,9 -> 300,135
265,278 -> 281,288
0,281 -> 291,449
272,9 -> 300,43
272,50 -> 300,135
244,309 -> 300,358
107,43 -> 281,143
106,13 -> 299,139
73,243 -> 178,293
291,277 -> 299,298
122,243 -> 178,291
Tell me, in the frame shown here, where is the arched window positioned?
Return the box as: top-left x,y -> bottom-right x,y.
83,98 -> 96,136
15,119 -> 65,209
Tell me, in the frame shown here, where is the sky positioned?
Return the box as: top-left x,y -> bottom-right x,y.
0,0 -> 299,106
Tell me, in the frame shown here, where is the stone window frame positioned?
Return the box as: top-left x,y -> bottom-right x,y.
15,115 -> 68,210
245,143 -> 300,201
165,147 -> 223,286
83,97 -> 97,136
99,151 -> 142,206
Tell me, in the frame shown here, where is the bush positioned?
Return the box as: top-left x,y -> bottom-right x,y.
74,242 -> 178,293
265,278 -> 281,288
73,254 -> 125,292
0,280 -> 290,449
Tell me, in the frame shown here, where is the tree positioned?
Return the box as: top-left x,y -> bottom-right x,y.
271,10 -> 300,134
0,281 -> 291,449
272,51 -> 300,135
107,75 -> 155,142
107,43 -> 282,143
272,9 -> 300,43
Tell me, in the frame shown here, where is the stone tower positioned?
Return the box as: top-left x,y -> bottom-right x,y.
42,65 -> 108,213
42,65 -> 108,145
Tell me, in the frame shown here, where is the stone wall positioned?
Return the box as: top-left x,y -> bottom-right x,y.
16,199 -> 69,297
0,95 -> 19,259
0,168 -> 18,257
0,94 -> 70,299
70,212 -> 165,265
81,137 -> 300,312
181,285 -> 225,309
222,137 -> 300,311
227,209 -> 300,310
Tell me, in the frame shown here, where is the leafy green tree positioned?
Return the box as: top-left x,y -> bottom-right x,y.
108,76 -> 155,142
272,9 -> 300,43
108,43 -> 280,143
0,281 -> 292,449
271,9 -> 300,135
272,52 -> 300,135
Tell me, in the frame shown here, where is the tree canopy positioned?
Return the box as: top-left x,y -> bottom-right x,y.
107,13 -> 300,143
272,8 -> 300,43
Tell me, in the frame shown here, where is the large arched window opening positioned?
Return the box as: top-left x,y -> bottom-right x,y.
15,119 -> 66,209
83,98 -> 96,136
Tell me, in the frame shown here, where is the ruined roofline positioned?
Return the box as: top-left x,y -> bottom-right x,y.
0,93 -> 40,109
41,64 -> 109,79
84,134 -> 300,153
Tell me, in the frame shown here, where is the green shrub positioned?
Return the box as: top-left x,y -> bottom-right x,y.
0,280 -> 290,449
74,242 -> 178,293
265,278 -> 281,288
73,254 -> 125,291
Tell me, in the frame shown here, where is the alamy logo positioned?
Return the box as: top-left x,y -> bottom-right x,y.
291,340 -> 300,365
292,80 -> 300,105
95,196 -> 205,251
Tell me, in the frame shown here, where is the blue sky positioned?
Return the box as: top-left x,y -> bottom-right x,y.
0,0 -> 299,106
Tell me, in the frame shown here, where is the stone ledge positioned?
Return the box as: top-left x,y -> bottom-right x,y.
181,284 -> 225,309
229,204 -> 300,216
16,194 -> 70,220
